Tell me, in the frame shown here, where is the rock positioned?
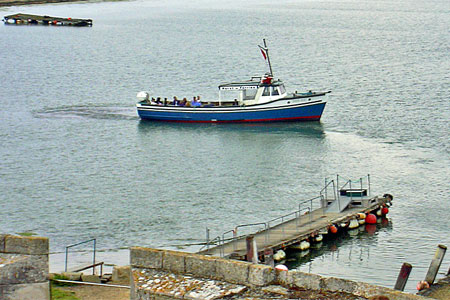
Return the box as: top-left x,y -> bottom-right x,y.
112,265 -> 130,283
61,272 -> 82,281
81,274 -> 101,283
262,285 -> 289,296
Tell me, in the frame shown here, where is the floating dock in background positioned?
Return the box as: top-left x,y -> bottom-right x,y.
198,175 -> 393,262
3,13 -> 92,26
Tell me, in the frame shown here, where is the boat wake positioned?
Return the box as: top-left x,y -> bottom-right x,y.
34,105 -> 138,121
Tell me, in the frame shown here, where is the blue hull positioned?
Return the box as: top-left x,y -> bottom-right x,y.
137,101 -> 326,123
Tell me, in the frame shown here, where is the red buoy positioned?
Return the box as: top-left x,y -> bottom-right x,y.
381,207 -> 389,215
366,213 -> 377,224
365,224 -> 377,235
329,225 -> 338,234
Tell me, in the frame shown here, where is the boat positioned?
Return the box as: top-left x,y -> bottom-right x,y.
2,13 -> 92,27
136,40 -> 330,123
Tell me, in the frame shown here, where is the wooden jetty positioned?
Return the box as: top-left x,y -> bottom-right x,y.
3,13 -> 92,26
198,175 -> 393,261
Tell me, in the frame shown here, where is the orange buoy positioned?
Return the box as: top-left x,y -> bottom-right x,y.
416,280 -> 430,291
329,225 -> 338,234
381,207 -> 389,215
366,213 -> 377,224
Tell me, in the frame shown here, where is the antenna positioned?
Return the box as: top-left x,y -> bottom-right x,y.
263,39 -> 274,77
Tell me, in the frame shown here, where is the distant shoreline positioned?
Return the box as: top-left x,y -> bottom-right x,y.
0,0 -> 91,7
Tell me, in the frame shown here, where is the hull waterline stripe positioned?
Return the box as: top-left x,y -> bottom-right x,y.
139,115 -> 322,123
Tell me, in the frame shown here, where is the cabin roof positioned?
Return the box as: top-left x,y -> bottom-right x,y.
218,78 -> 284,90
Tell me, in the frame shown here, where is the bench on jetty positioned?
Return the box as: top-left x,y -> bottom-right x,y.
3,13 -> 92,26
198,175 -> 393,260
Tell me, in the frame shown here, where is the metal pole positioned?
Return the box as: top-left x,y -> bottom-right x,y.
206,227 -> 210,250
394,263 -> 412,291
263,39 -> 274,77
65,247 -> 68,272
336,175 -> 340,210
93,239 -> 96,275
368,174 -> 371,196
332,180 -> 337,214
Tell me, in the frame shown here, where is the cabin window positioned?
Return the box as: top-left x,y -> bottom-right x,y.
243,89 -> 257,100
272,87 -> 279,96
262,87 -> 270,96
279,84 -> 286,95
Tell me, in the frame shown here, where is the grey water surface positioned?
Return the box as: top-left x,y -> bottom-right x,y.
0,0 -> 449,293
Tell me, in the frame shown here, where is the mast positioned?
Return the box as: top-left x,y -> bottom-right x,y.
263,39 -> 274,77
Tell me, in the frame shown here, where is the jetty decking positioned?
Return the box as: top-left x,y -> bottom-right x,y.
198,175 -> 392,260
3,13 -> 92,26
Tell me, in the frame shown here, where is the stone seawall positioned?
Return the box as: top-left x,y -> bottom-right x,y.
130,246 -> 429,300
0,234 -> 50,300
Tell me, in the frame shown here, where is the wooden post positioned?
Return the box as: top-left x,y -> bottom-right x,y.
264,248 -> 274,267
424,244 -> 447,284
246,235 -> 258,263
394,263 -> 412,291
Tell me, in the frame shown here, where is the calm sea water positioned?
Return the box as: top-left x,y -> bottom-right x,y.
1,0 -> 449,293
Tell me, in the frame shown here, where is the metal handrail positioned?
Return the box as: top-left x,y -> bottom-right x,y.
64,238 -> 97,274
267,210 -> 298,228
234,223 -> 267,235
201,175 -> 372,256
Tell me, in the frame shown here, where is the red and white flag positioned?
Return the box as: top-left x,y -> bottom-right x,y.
258,45 -> 268,60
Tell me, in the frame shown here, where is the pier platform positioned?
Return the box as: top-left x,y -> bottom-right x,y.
199,196 -> 388,259
198,175 -> 392,261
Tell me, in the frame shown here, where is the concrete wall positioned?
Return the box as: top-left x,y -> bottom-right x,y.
130,247 -> 429,300
0,234 -> 50,300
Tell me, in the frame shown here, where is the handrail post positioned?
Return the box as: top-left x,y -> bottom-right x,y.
336,174 -> 339,193
233,228 -> 237,252
206,227 -> 210,250
336,174 -> 340,210
65,247 -> 68,272
93,239 -> 96,275
332,180 -> 337,215
368,174 -> 371,196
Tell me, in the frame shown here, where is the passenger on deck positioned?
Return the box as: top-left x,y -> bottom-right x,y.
191,96 -> 201,107
156,97 -> 162,105
171,96 -> 180,106
163,98 -> 168,106
151,97 -> 157,105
